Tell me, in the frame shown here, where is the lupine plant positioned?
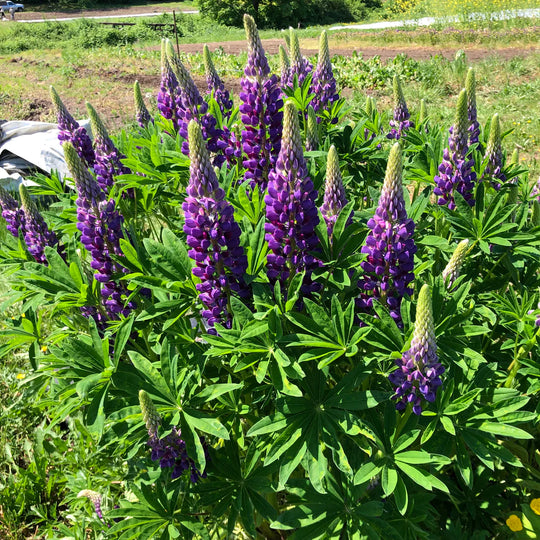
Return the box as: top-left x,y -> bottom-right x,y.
0,16 -> 539,540
387,75 -> 413,140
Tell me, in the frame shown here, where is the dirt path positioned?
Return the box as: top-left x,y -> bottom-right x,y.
176,39 -> 538,62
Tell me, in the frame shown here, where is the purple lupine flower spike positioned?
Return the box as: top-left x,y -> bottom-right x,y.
305,106 -> 319,152
442,238 -> 469,289
311,30 -> 340,122
19,184 -> 60,265
287,27 -> 313,88
64,142 -> 132,321
389,284 -> 444,415
483,113 -> 505,189
183,120 -> 248,332
240,14 -> 283,189
87,103 -> 131,194
279,44 -> 291,88
50,86 -> 95,168
357,143 -> 416,327
0,185 -> 24,238
78,490 -> 108,526
138,390 -> 207,482
320,145 -> 348,238
165,40 -> 225,165
433,89 -> 477,210
134,80 -> 153,128
203,44 -> 233,118
264,101 -> 321,296
465,68 -> 480,146
157,39 -> 181,125
387,76 -> 413,140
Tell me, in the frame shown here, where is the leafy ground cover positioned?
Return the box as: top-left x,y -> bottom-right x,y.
1,8 -> 540,540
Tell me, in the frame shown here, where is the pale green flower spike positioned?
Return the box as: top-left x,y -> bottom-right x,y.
485,114 -> 501,155
465,67 -> 476,114
455,88 -> 469,142
507,149 -> 519,210
365,96 -> 374,116
19,184 -> 36,220
317,30 -> 330,70
384,142 -> 404,203
414,283 -> 437,359
138,389 -> 161,438
289,27 -> 302,66
283,101 -> 303,160
64,142 -> 89,184
393,75 -> 406,108
50,86 -> 67,116
134,80 -> 152,127
533,200 -> 540,227
203,44 -> 216,80
419,99 -> 427,123
306,106 -> 318,152
165,39 -> 192,89
279,44 -> 290,80
442,239 -> 470,288
86,102 -> 109,142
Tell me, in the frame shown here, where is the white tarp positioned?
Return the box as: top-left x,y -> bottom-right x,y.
0,119 -> 91,189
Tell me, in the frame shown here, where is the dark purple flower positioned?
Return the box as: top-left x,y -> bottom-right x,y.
239,14 -> 283,190
433,89 -> 476,210
320,145 -> 348,237
465,68 -> 480,146
357,143 -> 416,327
134,80 -> 153,128
389,284 -> 444,415
483,113 -> 505,189
203,44 -> 233,118
310,30 -> 339,122
183,120 -> 248,332
87,103 -> 131,194
63,142 -> 132,321
19,184 -> 60,265
0,185 -> 24,238
50,86 -> 95,168
264,101 -> 321,296
387,76 -> 413,140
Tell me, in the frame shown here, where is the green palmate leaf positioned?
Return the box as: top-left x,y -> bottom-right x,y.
354,462 -> 382,485
394,475 -> 408,515
381,466 -> 398,496
183,409 -> 229,440
395,451 -> 451,465
127,351 -> 176,403
396,461 -> 449,493
476,421 -> 533,439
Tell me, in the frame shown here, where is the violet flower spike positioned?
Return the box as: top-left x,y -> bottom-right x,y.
389,284 -> 444,415
183,120 -> 248,332
287,27 -> 313,89
134,80 -> 153,128
50,86 -> 95,168
320,145 -> 348,238
203,44 -> 233,118
433,88 -> 477,210
239,14 -> 283,189
19,184 -> 60,265
387,75 -> 413,140
165,40 -> 226,166
0,185 -> 25,238
311,30 -> 340,122
483,113 -> 505,189
78,490 -> 108,526
357,143 -> 416,327
157,39 -> 182,126
64,142 -> 132,321
87,102 -> 131,194
264,101 -> 321,297
465,68 -> 480,146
